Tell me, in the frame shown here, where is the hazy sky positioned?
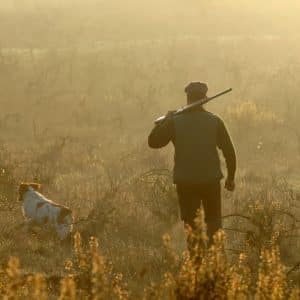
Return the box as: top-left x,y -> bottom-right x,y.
1,0 -> 300,47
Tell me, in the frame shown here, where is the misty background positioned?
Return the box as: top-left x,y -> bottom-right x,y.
1,0 -> 300,47
0,0 -> 300,297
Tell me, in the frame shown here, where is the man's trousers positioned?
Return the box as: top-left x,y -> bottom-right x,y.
176,181 -> 222,243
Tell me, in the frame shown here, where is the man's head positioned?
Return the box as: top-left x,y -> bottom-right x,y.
185,82 -> 208,104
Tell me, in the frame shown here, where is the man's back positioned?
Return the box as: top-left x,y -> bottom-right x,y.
148,108 -> 236,185
173,110 -> 223,184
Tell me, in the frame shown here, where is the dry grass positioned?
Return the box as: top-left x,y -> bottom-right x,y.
0,14 -> 300,297
0,218 -> 299,299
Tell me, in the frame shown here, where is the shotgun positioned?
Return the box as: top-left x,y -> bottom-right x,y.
154,88 -> 232,124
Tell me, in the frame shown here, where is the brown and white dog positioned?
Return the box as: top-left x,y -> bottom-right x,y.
18,183 -> 73,240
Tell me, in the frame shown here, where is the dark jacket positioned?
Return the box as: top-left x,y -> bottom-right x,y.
148,109 -> 236,185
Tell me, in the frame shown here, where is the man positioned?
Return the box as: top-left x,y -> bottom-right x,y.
148,82 -> 236,243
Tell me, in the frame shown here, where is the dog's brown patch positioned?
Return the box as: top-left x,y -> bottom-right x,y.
57,207 -> 72,224
18,182 -> 41,202
36,202 -> 46,209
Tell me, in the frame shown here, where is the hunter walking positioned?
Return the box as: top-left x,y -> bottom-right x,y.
148,82 -> 236,244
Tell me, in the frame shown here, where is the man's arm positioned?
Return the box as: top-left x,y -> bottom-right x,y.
148,116 -> 174,149
217,119 -> 236,189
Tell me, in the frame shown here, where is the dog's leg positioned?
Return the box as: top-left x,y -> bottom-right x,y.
25,219 -> 34,233
55,222 -> 73,241
25,219 -> 39,235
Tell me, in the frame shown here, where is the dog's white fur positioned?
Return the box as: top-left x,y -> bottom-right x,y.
19,183 -> 73,240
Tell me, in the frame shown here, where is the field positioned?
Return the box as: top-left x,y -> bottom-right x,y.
1,0 -> 300,299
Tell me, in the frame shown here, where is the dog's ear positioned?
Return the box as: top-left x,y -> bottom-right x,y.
18,182 -> 41,201
18,183 -> 29,202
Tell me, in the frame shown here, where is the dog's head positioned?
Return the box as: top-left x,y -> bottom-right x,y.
18,182 -> 41,202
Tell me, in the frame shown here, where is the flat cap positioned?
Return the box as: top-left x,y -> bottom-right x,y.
184,82 -> 208,95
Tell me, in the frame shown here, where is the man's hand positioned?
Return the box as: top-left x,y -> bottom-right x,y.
225,178 -> 235,192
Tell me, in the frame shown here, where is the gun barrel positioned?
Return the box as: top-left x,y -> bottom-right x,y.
154,88 -> 232,124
